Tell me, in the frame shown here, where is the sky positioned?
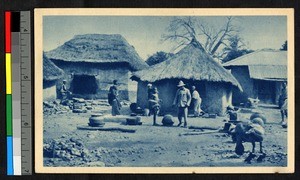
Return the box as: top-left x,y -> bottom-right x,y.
43,16 -> 287,60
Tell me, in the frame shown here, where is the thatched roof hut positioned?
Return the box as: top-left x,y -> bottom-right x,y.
43,53 -> 64,81
45,34 -> 148,101
132,40 -> 242,115
43,53 -> 64,101
132,39 -> 242,90
223,49 -> 287,105
45,34 -> 148,71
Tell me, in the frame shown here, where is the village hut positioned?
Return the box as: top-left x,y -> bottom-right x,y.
45,34 -> 148,101
223,49 -> 287,105
43,53 -> 64,101
132,39 -> 242,115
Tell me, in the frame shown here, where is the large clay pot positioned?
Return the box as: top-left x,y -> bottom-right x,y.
89,114 -> 105,127
162,114 -> 174,126
250,112 -> 267,124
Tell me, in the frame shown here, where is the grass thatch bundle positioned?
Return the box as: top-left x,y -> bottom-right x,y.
43,53 -> 64,81
132,39 -> 242,90
45,34 -> 148,71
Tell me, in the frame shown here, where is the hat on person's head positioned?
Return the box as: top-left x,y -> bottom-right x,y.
63,80 -> 67,82
147,83 -> 152,87
177,80 -> 185,87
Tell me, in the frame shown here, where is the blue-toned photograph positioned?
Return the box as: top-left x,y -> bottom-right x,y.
41,15 -> 289,168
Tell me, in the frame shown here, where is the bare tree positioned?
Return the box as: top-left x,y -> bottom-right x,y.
162,16 -> 240,58
162,17 -> 198,51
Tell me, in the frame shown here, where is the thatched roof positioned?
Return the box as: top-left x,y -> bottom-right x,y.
223,49 -> 287,80
43,53 -> 64,81
223,49 -> 287,67
45,34 -> 148,71
132,39 -> 242,90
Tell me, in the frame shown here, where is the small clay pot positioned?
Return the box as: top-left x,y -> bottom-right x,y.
89,114 -> 105,127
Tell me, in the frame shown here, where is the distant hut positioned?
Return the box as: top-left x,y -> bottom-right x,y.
45,34 -> 148,101
223,49 -> 287,105
132,40 -> 242,115
43,54 -> 64,101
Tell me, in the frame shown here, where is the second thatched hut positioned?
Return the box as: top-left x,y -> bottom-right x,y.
45,34 -> 148,101
132,40 -> 242,115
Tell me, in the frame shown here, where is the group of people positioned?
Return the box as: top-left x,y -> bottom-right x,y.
147,80 -> 203,127
61,79 -> 288,127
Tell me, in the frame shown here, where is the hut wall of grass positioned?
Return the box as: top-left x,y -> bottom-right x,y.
43,80 -> 57,101
230,66 -> 254,105
52,60 -> 133,100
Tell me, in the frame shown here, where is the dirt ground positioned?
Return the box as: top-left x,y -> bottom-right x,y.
43,102 -> 287,167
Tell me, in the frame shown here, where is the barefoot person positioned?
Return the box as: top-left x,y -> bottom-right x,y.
147,83 -> 155,116
191,86 -> 203,117
108,80 -> 121,116
148,87 -> 161,126
279,82 -> 288,124
173,80 -> 191,128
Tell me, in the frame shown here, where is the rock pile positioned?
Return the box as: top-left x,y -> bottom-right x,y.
43,98 -> 111,115
44,137 -> 91,162
43,100 -> 71,115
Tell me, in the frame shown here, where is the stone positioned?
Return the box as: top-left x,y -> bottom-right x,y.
53,100 -> 61,105
73,109 -> 87,113
81,149 -> 91,158
73,98 -> 85,103
86,106 -> 93,110
43,101 -> 54,108
70,148 -> 81,156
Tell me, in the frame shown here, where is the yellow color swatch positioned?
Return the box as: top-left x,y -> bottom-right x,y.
6,53 -> 12,94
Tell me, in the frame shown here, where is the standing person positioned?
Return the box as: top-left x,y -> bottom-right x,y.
60,80 -> 70,100
147,83 -> 154,116
108,80 -> 121,116
148,87 -> 160,126
279,82 -> 288,124
191,86 -> 203,117
173,80 -> 191,127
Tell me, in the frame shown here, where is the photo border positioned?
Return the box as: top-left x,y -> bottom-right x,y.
34,8 -> 295,174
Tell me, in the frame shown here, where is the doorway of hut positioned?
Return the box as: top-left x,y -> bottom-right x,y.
254,79 -> 276,104
72,74 -> 98,94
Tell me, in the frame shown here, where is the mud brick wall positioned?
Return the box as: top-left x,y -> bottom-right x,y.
52,60 -> 137,101
136,79 -> 232,115
204,82 -> 232,116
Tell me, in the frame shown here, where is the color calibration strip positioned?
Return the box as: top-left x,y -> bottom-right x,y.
5,11 -> 14,175
5,11 -> 31,175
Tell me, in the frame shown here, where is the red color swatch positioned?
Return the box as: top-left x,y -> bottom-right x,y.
5,11 -> 11,53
